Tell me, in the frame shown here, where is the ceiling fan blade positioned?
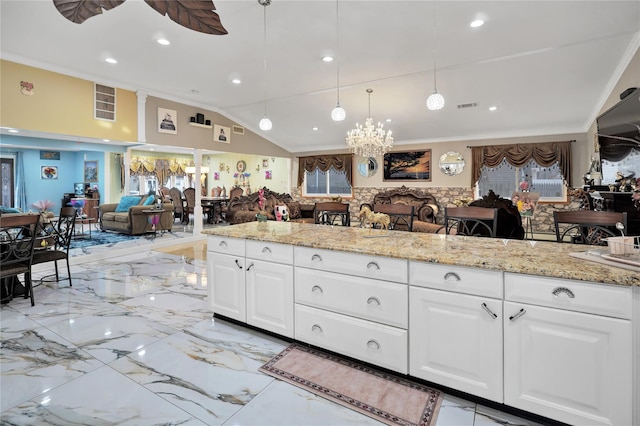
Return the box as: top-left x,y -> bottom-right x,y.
53,0 -> 126,24
144,0 -> 227,35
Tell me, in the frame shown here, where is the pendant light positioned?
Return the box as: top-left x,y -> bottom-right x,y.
426,0 -> 445,110
258,0 -> 272,131
330,0 -> 346,121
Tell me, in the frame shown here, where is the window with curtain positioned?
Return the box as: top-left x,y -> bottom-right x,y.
472,141 -> 572,202
298,154 -> 353,197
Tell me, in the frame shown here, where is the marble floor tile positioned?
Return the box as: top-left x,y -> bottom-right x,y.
1,246 -> 548,426
0,365 -> 205,425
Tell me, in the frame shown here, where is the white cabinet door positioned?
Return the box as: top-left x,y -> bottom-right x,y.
409,286 -> 503,402
504,301 -> 632,426
246,259 -> 294,338
207,252 -> 246,322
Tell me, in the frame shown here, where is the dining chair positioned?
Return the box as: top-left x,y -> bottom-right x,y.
30,207 -> 76,287
0,214 -> 40,306
314,202 -> 350,226
444,206 -> 499,238
169,187 -> 184,223
183,187 -> 196,224
373,203 -> 415,231
220,186 -> 244,223
553,210 -> 628,245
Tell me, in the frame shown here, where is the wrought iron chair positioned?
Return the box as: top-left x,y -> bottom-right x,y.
30,207 -> 76,287
444,206 -> 499,238
553,210 -> 628,245
0,214 -> 40,306
314,202 -> 350,226
373,203 -> 415,231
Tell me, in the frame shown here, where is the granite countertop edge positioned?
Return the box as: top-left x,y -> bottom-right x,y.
202,222 -> 640,287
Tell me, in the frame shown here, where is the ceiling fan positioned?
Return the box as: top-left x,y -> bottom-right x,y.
52,0 -> 227,35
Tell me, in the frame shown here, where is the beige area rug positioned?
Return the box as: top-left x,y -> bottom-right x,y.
259,343 -> 442,426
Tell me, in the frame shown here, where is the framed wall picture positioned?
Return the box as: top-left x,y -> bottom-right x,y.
40,150 -> 60,160
41,166 -> 58,179
214,124 -> 231,143
383,150 -> 432,181
158,107 -> 177,134
84,160 -> 98,182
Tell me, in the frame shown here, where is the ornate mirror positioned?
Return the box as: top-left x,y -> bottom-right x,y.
439,152 -> 465,176
357,157 -> 378,177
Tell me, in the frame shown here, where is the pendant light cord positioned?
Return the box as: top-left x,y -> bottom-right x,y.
263,2 -> 268,116
336,0 -> 340,105
432,0 -> 437,91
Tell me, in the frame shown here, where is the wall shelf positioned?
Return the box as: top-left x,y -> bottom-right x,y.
189,122 -> 212,129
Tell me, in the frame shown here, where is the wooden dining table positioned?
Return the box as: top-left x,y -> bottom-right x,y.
201,197 -> 230,224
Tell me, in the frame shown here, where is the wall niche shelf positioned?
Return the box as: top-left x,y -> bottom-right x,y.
189,122 -> 212,129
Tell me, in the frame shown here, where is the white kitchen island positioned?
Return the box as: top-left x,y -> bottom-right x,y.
203,221 -> 639,426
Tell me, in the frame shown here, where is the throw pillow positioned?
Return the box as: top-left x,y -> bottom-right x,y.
115,196 -> 142,212
0,206 -> 22,214
142,195 -> 155,206
286,201 -> 301,219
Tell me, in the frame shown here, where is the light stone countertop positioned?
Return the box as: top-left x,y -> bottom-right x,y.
202,222 -> 640,287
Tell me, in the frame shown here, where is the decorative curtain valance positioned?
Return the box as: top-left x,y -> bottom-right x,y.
297,154 -> 353,187
471,141 -> 573,187
130,156 -> 188,186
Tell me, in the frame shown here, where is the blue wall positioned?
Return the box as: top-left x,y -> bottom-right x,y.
0,135 -> 118,212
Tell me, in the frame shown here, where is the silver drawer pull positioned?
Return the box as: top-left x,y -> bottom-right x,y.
444,272 -> 461,282
367,296 -> 381,306
367,339 -> 380,350
366,261 -> 380,270
509,308 -> 526,321
311,285 -> 323,294
261,247 -> 271,254
311,324 -> 323,333
246,262 -> 254,271
481,302 -> 498,319
234,259 -> 243,269
552,287 -> 575,299
218,240 -> 228,248
311,254 -> 323,262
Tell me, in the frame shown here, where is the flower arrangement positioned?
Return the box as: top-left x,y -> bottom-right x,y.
31,200 -> 54,212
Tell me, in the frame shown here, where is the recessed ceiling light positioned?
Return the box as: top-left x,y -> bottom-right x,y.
105,57 -> 117,64
312,127 -> 319,131
489,106 -> 498,111
322,56 -> 334,62
231,78 -> 242,85
470,19 -> 484,28
8,129 -> 18,133
157,38 -> 170,46
102,139 -> 110,142
386,118 -> 392,123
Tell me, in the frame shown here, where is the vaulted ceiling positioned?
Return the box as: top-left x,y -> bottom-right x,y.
1,1 -> 639,154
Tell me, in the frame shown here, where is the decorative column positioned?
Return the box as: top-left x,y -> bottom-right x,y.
193,149 -> 204,234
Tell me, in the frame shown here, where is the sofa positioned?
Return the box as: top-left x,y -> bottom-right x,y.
362,186 -> 444,233
226,187 -> 305,224
98,195 -> 175,235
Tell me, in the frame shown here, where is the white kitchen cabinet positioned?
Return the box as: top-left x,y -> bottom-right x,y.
207,252 -> 246,322
504,274 -> 632,426
409,286 -> 503,402
246,258 -> 294,338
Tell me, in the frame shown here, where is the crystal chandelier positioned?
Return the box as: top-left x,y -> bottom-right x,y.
346,89 -> 393,157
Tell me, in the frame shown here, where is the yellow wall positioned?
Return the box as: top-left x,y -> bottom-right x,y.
0,60 -> 137,141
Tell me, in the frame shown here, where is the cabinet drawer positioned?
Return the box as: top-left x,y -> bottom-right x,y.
295,247 -> 407,283
505,273 -> 632,319
410,262 -> 503,299
246,240 -> 293,264
207,236 -> 245,256
295,268 -> 408,328
295,304 -> 408,374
